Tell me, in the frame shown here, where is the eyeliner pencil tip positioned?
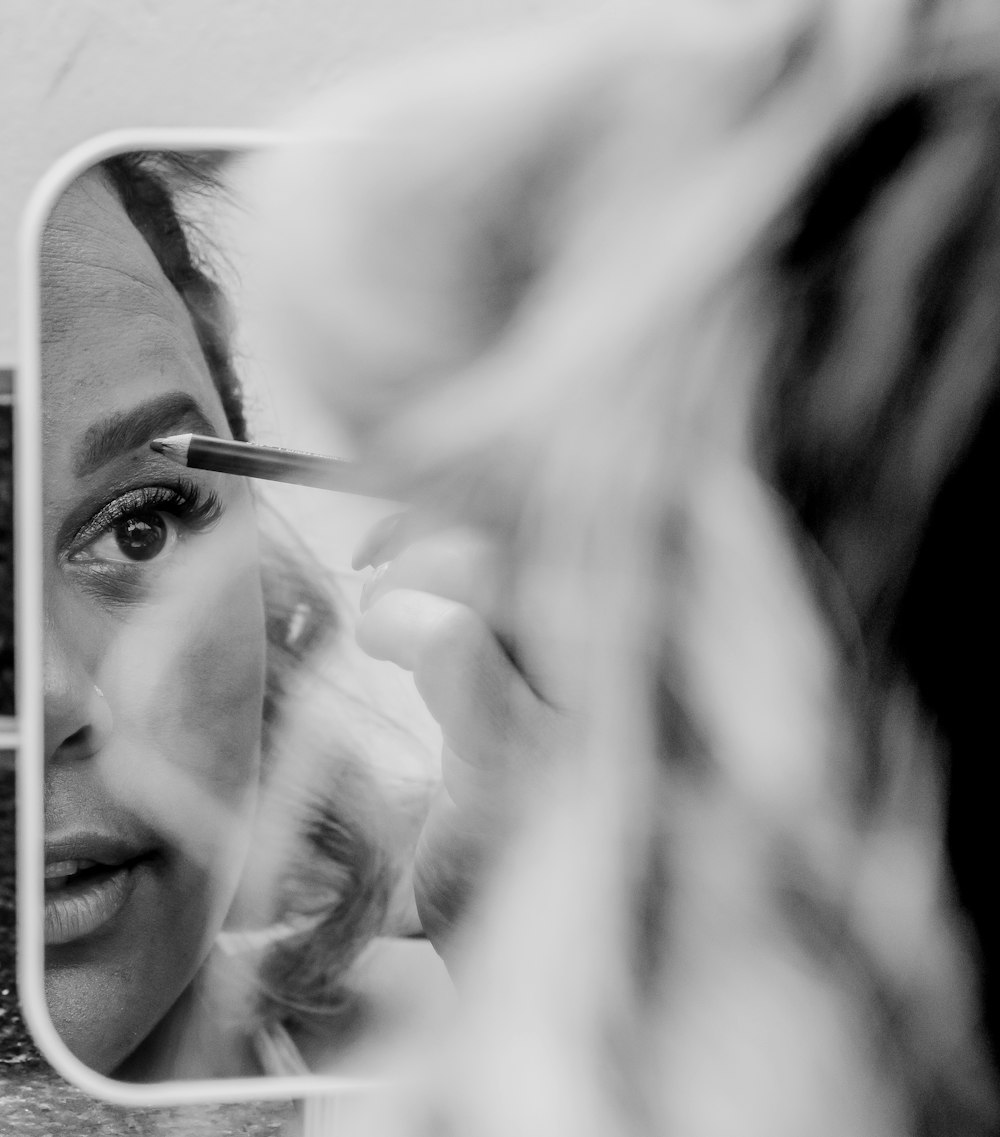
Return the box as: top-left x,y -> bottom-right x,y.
150,433 -> 364,494
149,434 -> 190,462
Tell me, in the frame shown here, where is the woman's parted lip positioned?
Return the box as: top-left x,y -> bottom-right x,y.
45,831 -> 153,870
43,831 -> 159,947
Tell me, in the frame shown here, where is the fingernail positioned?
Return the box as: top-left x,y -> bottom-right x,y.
359,561 -> 391,613
352,512 -> 406,571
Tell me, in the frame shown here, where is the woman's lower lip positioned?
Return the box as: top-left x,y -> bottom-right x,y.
44,863 -> 141,946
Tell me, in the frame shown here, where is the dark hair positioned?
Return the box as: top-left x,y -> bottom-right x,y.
765,62 -> 1000,1069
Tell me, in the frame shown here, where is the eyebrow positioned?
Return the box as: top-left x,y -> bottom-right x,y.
73,391 -> 220,478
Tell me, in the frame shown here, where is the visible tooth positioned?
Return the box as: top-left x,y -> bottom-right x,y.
45,859 -> 97,878
46,860 -> 79,879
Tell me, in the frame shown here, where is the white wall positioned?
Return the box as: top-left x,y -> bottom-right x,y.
0,0 -> 609,363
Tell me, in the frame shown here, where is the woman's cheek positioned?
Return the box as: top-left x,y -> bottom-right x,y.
165,564 -> 266,798
97,548 -> 267,870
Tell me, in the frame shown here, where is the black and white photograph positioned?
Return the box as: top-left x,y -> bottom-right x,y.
3,0 -> 999,1134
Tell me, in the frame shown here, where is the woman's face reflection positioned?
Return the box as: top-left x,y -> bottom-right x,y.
41,169 -> 267,1076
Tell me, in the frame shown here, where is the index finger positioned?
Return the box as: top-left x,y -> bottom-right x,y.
359,525 -> 502,621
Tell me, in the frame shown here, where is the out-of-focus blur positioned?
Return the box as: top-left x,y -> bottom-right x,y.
242,0 -> 1000,1133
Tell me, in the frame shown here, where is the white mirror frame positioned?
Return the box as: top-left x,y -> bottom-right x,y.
16,129 -> 388,1108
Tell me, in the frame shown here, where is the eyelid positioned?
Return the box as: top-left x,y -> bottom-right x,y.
64,481 -> 223,563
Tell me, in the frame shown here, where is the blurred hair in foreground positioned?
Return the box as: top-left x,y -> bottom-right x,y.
250,0 -> 1000,1131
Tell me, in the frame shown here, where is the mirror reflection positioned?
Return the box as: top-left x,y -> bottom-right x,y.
39,151 -> 448,1083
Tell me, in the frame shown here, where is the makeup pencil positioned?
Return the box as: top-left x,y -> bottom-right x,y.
150,433 -> 361,494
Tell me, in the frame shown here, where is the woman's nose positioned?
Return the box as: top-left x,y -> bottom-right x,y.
44,630 -> 113,763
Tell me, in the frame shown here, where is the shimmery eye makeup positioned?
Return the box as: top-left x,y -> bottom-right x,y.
63,479 -> 224,595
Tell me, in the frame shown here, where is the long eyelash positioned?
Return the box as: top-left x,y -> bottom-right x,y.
69,478 -> 223,554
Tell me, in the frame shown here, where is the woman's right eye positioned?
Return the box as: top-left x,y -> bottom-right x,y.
66,482 -> 223,570
76,510 -> 179,564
